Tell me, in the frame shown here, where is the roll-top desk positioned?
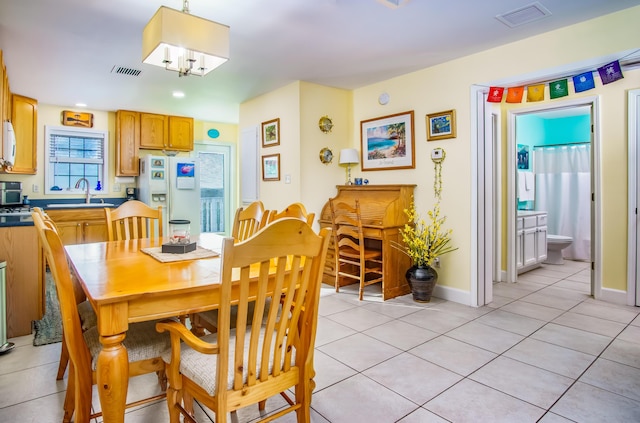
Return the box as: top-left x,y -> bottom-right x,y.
318,184 -> 416,300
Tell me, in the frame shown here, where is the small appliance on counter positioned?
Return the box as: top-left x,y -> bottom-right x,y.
126,187 -> 138,201
0,181 -> 22,206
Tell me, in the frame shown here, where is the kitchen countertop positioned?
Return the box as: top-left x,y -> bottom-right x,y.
0,198 -> 127,227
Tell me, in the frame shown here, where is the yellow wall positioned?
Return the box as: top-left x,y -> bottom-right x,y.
239,81 -> 352,224
348,6 -> 640,298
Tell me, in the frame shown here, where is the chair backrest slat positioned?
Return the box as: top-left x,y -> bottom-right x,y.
104,200 -> 163,241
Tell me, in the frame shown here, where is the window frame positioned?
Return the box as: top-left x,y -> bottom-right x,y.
44,125 -> 109,195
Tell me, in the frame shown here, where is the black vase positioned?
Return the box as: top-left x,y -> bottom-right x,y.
405,265 -> 438,303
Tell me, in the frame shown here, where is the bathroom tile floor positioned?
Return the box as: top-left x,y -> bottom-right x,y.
1,260 -> 639,422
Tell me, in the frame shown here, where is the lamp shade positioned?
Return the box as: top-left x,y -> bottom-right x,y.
339,148 -> 360,165
142,6 -> 229,76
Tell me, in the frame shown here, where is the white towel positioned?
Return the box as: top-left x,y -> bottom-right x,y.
518,171 -> 535,201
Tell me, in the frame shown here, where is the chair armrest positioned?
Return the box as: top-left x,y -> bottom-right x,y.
156,320 -> 219,355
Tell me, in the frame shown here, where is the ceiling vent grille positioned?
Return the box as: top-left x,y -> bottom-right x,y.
496,2 -> 552,28
111,66 -> 142,77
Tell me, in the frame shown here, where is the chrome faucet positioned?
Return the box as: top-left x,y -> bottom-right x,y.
74,178 -> 92,204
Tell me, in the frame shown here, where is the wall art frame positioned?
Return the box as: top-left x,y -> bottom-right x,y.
261,118 -> 280,148
426,109 -> 456,141
262,153 -> 280,181
62,110 -> 93,128
360,110 -> 415,171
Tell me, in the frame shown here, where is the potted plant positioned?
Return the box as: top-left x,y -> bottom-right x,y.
393,201 -> 457,302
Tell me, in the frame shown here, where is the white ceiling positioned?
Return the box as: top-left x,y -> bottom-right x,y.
0,0 -> 638,124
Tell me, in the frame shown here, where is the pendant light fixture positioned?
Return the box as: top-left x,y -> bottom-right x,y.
142,0 -> 229,77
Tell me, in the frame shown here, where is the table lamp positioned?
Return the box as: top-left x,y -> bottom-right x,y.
339,148 -> 360,185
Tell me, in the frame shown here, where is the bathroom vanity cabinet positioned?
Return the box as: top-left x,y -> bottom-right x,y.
517,211 -> 548,274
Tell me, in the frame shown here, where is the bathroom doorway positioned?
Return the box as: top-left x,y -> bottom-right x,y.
506,98 -> 597,294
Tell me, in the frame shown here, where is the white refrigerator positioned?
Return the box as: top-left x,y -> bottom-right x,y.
138,155 -> 201,237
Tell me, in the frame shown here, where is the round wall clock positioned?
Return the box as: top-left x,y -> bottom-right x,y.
318,116 -> 334,133
319,147 -> 333,164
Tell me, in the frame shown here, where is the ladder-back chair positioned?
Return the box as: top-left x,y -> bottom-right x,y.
104,200 -> 163,241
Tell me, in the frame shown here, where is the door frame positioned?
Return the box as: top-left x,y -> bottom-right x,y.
472,88 -> 601,305
627,89 -> 640,306
505,97 -> 599,294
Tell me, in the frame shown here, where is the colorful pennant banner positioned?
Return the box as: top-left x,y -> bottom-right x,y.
486,59 -> 624,103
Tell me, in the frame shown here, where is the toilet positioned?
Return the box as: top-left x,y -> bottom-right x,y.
545,235 -> 573,264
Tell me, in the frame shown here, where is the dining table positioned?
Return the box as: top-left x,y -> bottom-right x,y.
64,233 -> 228,423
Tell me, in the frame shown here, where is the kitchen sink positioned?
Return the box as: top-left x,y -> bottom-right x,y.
46,203 -> 115,208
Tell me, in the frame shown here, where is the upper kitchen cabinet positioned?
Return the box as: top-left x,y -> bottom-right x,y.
139,112 -> 168,149
8,94 -> 37,174
115,110 -> 140,176
167,115 -> 193,151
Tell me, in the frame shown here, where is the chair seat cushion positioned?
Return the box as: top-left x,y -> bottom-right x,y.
77,300 -> 97,331
84,320 -> 172,371
198,298 -> 271,330
161,326 -> 295,396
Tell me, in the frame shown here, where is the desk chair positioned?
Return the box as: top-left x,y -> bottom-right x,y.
330,199 -> 383,300
32,208 -> 97,381
231,201 -> 270,241
33,212 -> 172,423
104,200 -> 163,241
267,202 -> 315,226
157,218 -> 330,423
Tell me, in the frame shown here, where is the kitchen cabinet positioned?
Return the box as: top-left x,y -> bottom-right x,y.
167,115 -> 194,151
139,112 -> 168,149
517,211 -> 548,274
8,94 -> 38,174
116,110 -> 193,176
116,110 -> 140,176
45,208 -> 108,245
0,225 -> 44,338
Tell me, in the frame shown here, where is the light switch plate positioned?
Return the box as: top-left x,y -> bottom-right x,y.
431,148 -> 443,160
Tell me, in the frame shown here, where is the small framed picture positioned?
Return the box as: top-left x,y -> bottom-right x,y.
261,118 -> 280,148
151,158 -> 164,168
426,109 -> 456,141
152,171 -> 164,180
262,153 -> 280,181
62,110 -> 93,128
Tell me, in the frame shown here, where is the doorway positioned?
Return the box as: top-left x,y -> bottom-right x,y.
628,89 -> 640,306
509,103 -> 594,288
194,142 -> 234,235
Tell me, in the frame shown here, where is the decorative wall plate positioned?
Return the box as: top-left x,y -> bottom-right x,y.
318,116 -> 334,133
319,147 -> 333,164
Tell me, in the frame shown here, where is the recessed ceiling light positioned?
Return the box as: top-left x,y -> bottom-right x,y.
75,103 -> 87,107
173,91 -> 185,98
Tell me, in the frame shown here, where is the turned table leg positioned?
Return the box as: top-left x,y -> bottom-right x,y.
97,333 -> 128,423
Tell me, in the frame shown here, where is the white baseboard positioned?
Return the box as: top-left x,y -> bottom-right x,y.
598,287 -> 629,305
433,284 -> 473,306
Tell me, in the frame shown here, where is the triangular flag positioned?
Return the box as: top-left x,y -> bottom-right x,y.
549,79 -> 569,99
573,71 -> 595,93
598,60 -> 624,85
506,86 -> 525,103
487,87 -> 505,103
527,84 -> 545,102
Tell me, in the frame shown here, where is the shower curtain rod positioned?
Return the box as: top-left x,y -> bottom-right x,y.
533,142 -> 590,148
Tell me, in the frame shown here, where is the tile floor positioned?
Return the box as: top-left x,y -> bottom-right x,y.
1,260 -> 640,422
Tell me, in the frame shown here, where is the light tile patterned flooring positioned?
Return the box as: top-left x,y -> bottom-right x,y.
1,260 -> 640,422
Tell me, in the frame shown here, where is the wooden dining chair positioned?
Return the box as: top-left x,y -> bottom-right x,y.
157,218 -> 330,423
231,201 -> 270,241
33,212 -> 172,423
267,202 -> 315,226
329,198 -> 383,300
32,208 -> 98,381
104,200 -> 163,241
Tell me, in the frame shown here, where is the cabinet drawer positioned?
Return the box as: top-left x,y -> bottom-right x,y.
523,216 -> 537,229
537,214 -> 547,226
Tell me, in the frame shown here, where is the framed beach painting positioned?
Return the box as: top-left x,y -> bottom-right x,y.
426,109 -> 456,141
360,110 -> 415,171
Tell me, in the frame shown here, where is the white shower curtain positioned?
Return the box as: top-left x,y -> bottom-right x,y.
534,144 -> 591,261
